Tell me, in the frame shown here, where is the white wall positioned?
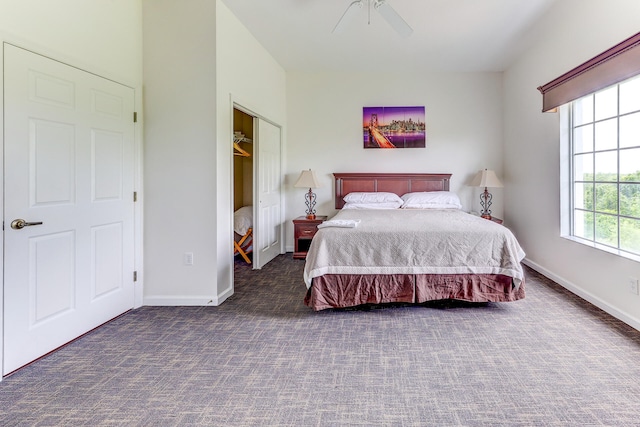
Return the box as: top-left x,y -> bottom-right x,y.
216,0 -> 286,296
142,0 -> 286,304
0,0 -> 143,380
285,72 -> 504,250
503,0 -> 640,328
142,0 -> 218,305
0,0 -> 142,86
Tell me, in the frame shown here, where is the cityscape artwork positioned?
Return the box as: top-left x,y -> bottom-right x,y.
363,106 -> 426,149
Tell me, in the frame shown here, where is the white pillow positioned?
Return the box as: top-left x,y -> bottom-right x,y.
343,192 -> 403,204
400,191 -> 462,210
342,201 -> 402,210
234,206 -> 253,235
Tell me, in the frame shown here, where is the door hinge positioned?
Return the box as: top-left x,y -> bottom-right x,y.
133,191 -> 137,202
133,271 -> 138,282
133,111 -> 138,123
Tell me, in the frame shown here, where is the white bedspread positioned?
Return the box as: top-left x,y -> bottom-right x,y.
303,209 -> 525,289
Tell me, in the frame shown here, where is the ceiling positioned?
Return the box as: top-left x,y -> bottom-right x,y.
220,0 -> 559,73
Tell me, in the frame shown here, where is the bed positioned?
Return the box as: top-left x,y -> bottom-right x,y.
234,206 -> 253,264
303,173 -> 526,310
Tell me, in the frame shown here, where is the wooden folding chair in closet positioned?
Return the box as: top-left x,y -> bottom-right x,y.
234,227 -> 252,264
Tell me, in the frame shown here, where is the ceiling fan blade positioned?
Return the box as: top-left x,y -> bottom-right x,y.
332,0 -> 364,34
374,0 -> 413,38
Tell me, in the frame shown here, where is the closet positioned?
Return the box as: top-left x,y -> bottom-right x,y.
232,104 -> 283,270
233,108 -> 254,265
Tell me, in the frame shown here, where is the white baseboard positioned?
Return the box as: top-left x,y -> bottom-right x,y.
217,285 -> 233,305
143,284 -> 234,307
143,295 -> 220,306
523,258 -> 640,331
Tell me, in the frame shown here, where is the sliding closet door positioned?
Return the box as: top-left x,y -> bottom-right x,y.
253,118 -> 283,269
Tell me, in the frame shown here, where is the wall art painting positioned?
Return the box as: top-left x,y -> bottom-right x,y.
363,106 -> 426,149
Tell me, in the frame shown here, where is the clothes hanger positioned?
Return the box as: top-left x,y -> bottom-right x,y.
233,141 -> 250,157
233,132 -> 251,157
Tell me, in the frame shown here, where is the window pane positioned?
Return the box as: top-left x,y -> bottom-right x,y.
574,153 -> 593,181
595,213 -> 618,246
594,151 -> 617,181
574,182 -> 593,210
573,94 -> 593,126
620,112 -> 640,149
620,76 -> 640,115
620,184 -> 640,218
569,78 -> 640,259
595,183 -> 618,214
595,86 -> 618,121
574,124 -> 593,153
620,148 -> 640,182
574,210 -> 594,240
594,118 -> 618,151
620,217 -> 640,255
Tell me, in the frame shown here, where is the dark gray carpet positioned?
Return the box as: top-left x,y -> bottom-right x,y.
2,255 -> 640,426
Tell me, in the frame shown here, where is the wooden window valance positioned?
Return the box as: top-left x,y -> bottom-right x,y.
537,31 -> 640,112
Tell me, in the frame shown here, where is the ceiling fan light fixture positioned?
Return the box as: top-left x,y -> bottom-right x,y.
332,0 -> 364,34
373,0 -> 413,38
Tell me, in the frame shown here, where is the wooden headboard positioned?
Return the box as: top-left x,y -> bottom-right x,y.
333,173 -> 452,209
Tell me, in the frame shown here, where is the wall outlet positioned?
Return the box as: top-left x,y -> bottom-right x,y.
184,252 -> 194,266
628,277 -> 639,295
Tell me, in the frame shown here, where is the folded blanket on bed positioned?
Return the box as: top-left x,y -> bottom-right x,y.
317,219 -> 361,229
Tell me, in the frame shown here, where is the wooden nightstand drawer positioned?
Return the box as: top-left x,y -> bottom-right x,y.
297,224 -> 318,237
293,215 -> 327,260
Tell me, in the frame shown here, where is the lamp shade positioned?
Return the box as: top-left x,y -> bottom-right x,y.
469,169 -> 503,188
294,169 -> 321,189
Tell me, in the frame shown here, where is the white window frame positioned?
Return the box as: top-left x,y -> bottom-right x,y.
560,78 -> 640,263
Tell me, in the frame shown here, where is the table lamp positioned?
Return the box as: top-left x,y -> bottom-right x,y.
469,169 -> 503,220
294,169 -> 321,219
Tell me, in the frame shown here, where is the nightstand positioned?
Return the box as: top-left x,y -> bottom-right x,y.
485,216 -> 503,225
293,216 -> 327,259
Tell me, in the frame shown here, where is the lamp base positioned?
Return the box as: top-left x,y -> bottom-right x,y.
479,187 -> 493,221
304,189 -> 317,220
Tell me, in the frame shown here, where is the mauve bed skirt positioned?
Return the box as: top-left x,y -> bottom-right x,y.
304,273 -> 525,311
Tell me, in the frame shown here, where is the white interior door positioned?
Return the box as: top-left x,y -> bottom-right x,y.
3,44 -> 135,374
253,118 -> 283,269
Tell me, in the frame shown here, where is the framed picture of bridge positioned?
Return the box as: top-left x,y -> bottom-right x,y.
362,106 -> 426,149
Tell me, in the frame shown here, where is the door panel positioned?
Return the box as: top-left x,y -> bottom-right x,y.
91,223 -> 124,298
30,231 -> 76,323
254,119 -> 282,269
31,119 -> 75,205
3,44 -> 135,374
92,129 -> 124,201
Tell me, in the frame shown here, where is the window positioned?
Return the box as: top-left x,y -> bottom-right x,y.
565,75 -> 640,258
539,31 -> 640,261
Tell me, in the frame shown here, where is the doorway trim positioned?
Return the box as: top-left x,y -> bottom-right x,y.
229,98 -> 284,290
